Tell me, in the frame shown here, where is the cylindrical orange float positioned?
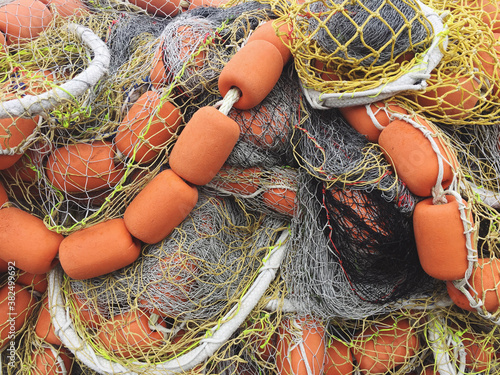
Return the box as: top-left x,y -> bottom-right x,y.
97,309 -> 165,358
72,293 -> 103,330
59,218 -> 141,279
213,166 -> 261,196
116,91 -> 181,164
16,271 -> 48,294
0,117 -> 39,170
413,195 -> 471,281
218,40 -> 284,110
352,317 -> 420,374
246,20 -> 292,65
462,331 -> 496,373
469,258 -> 500,312
276,316 -> 326,375
169,106 -> 240,186
150,46 -> 167,88
262,188 -> 296,217
378,117 -> 457,197
35,295 -> 61,346
38,0 -> 87,18
124,169 -> 198,244
30,347 -> 73,375
0,207 -> 63,274
0,181 -> 7,206
323,337 -> 354,375
0,283 -> 36,349
0,0 -> 53,45
446,281 -> 474,311
339,101 -> 408,143
46,140 -> 124,193
129,0 -> 181,17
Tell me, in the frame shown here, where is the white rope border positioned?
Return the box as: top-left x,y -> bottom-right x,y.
301,0 -> 449,109
48,230 -> 290,375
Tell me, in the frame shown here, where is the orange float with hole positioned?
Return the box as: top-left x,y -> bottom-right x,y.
35,295 -> 61,346
378,117 -> 457,197
16,270 -> 48,294
414,72 -> 480,120
352,317 -> 420,375
213,165 -> 261,196
0,207 -> 63,274
97,309 -> 166,359
169,106 -> 240,186
262,187 -> 296,217
59,218 -> 141,280
46,140 -> 125,193
124,169 -> 198,244
469,258 -> 500,312
38,0 -> 87,18
413,195 -> 472,281
323,337 -> 354,375
339,101 -> 408,143
446,281 -> 474,311
0,0 -> 53,45
0,283 -> 37,349
30,347 -> 73,375
246,20 -> 292,66
116,91 -> 181,164
219,40 -> 284,110
276,316 -> 326,375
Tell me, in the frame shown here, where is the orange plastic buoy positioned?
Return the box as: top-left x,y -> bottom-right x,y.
414,72 -> 480,120
97,309 -> 165,358
72,293 -> 103,330
169,106 -> 240,186
475,33 -> 500,98
413,195 -> 471,281
0,181 -> 7,207
59,218 -> 141,280
35,295 -> 61,346
378,117 -> 457,197
339,101 -> 408,143
0,0 -> 53,45
46,140 -> 125,193
313,60 -> 342,82
276,316 -> 326,375
213,166 -> 261,196
462,331 -> 496,373
116,91 -> 181,164
30,347 -> 73,375
0,31 -> 5,49
323,337 -> 354,375
0,258 -> 8,272
38,0 -> 87,18
469,258 -> 500,312
129,0 -> 181,16
467,0 -> 500,33
0,117 -> 39,170
0,283 -> 36,349
352,317 -> 420,375
124,169 -> 198,244
186,0 -> 229,9
246,20 -> 292,65
16,271 -> 48,294
0,207 -> 63,274
219,40 -> 284,110
150,46 -> 167,88
446,281 -> 474,311
262,188 -> 296,217
4,149 -> 42,182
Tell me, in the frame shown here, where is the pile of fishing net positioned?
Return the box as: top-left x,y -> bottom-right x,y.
1,0 -> 500,373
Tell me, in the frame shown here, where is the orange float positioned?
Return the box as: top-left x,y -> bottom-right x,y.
0,181 -> 7,206
150,46 -> 168,88
38,0 -> 87,18
213,165 -> 261,196
469,258 -> 500,312
475,33 -> 500,98
339,101 -> 408,143
16,270 -> 48,294
462,331 -> 496,373
72,292 -> 104,330
0,207 -> 63,274
169,106 -> 240,186
0,117 -> 39,170
219,40 -> 284,110
0,283 -> 36,349
116,91 -> 181,164
246,20 -> 292,65
323,337 -> 354,375
59,218 -> 141,279
413,195 -> 471,281
124,169 -> 198,244
186,0 -> 229,9
129,0 -> 181,17
35,295 -> 61,346
30,347 -> 73,375
46,140 -> 125,193
378,117 -> 457,197
352,317 -> 420,374
313,60 -> 342,82
446,281 -> 474,311
0,0 -> 53,45
97,309 -> 165,358
262,188 -> 296,217
276,316 -> 326,375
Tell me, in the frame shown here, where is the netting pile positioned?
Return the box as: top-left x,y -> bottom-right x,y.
1,0 -> 500,373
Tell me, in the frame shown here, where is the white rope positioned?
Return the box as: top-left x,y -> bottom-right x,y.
427,315 -> 461,375
0,23 -> 110,120
214,87 -> 241,116
48,230 -> 290,374
301,1 -> 448,109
